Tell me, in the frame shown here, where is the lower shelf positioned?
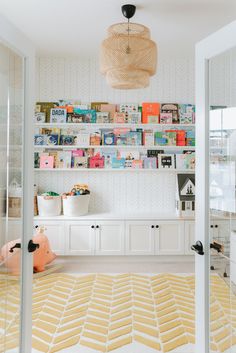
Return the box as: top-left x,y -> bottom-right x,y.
34,168 -> 195,172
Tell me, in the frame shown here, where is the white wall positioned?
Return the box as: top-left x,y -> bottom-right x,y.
35,54 -> 195,215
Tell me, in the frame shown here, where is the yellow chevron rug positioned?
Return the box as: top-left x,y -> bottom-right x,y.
0,273 -> 236,353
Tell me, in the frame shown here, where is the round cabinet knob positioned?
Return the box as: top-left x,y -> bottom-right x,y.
96,225 -> 99,229
151,225 -> 154,228
35,225 -> 38,228
91,225 -> 95,229
210,225 -> 213,228
215,225 -> 218,228
156,225 -> 159,228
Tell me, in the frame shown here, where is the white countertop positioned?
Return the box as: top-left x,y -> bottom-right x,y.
34,213 -> 195,221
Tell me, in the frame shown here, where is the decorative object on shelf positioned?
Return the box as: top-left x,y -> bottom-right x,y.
100,4 -> 157,89
176,174 -> 195,216
158,154 -> 175,169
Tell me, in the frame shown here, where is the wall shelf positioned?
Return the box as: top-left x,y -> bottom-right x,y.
34,168 -> 195,173
35,123 -> 195,129
34,145 -> 195,150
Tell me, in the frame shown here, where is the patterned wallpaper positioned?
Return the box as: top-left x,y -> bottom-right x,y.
35,54 -> 195,214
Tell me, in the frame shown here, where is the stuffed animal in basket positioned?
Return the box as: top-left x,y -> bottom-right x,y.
0,225 -> 56,275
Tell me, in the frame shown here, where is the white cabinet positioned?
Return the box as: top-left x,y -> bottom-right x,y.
230,230 -> 236,284
95,221 -> 125,255
125,221 -> 155,255
34,220 -> 65,255
184,221 -> 195,255
65,221 -> 95,255
155,221 -> 185,255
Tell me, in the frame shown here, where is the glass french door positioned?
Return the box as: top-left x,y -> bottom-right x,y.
195,21 -> 236,353
0,15 -> 35,353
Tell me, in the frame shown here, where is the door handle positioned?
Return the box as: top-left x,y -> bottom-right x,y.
28,240 -> 40,253
191,241 -> 204,255
9,243 -> 21,253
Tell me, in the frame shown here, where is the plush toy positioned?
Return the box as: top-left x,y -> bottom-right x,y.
0,226 -> 56,275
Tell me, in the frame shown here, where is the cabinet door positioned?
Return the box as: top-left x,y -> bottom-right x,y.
95,221 -> 125,255
65,221 -> 95,255
230,230 -> 236,285
34,221 -> 65,255
125,221 -> 155,255
155,221 -> 185,255
184,221 -> 195,255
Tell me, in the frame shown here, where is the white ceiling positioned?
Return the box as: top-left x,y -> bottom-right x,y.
0,0 -> 236,57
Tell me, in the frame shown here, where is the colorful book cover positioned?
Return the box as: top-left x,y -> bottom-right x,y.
63,151 -> 72,168
165,132 -> 177,146
100,104 -> 117,120
142,103 -> 160,123
50,108 -> 67,123
101,149 -> 117,168
96,112 -> 110,123
158,154 -> 175,169
111,158 -> 125,169
154,132 -> 167,146
175,154 -> 187,170
161,103 -> 179,124
179,104 -> 195,124
73,109 -> 96,123
147,115 -> 159,124
34,152 -> 40,168
160,113 -> 173,124
60,135 -> 75,145
91,102 -> 108,112
132,160 -> 143,169
35,112 -> 46,123
73,156 -> 88,169
46,134 -> 59,146
127,131 -> 142,146
34,134 -> 46,145
143,157 -> 157,169
36,102 -> 57,122
40,155 -> 54,169
90,132 -> 101,146
114,112 -> 126,123
127,112 -> 142,124
147,149 -> 164,158
143,130 -> 154,146
74,132 -> 90,146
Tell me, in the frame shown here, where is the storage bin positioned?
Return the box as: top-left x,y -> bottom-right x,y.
62,194 -> 90,216
37,195 -> 61,216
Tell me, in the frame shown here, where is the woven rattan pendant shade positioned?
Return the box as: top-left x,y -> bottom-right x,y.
100,22 -> 157,89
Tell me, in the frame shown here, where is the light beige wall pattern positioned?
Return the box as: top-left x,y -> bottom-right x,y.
35,55 -> 195,214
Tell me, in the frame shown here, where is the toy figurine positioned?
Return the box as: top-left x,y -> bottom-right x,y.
0,226 -> 56,275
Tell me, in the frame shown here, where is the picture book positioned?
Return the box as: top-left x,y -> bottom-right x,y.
165,131 -> 177,146
35,112 -> 46,123
143,130 -> 154,146
90,132 -> 101,146
120,103 -> 139,116
147,149 -> 164,158
143,157 -> 157,169
158,154 -> 175,169
50,108 -> 67,123
40,155 -> 54,169
74,132 -> 90,146
161,103 -> 179,123
154,131 -> 167,146
114,112 -> 126,123
36,102 -> 57,122
73,109 -> 96,123
89,154 -> 105,168
179,104 -> 195,124
34,152 -> 40,168
118,151 -> 140,168
60,135 -> 75,145
100,104 -> 117,120
127,112 -> 142,124
34,134 -> 46,145
101,149 -> 117,168
91,102 -> 108,112
126,131 -> 142,146
46,134 -> 59,146
147,115 -> 159,124
63,151 -> 72,169
160,113 -> 172,124
40,127 -> 61,136
142,103 -> 160,123
111,157 -> 125,169
132,160 -> 143,169
96,112 -> 110,123
73,156 -> 88,169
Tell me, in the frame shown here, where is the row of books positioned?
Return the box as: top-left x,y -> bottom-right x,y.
34,128 -> 195,147
35,101 -> 195,125
34,149 -> 195,170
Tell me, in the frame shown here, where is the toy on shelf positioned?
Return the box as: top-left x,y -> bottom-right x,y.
0,226 -> 56,275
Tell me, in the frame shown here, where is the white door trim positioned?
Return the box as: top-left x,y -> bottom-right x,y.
0,14 -> 35,353
195,20 -> 236,353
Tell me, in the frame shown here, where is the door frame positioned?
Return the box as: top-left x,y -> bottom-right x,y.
0,14 -> 35,352
195,20 -> 236,353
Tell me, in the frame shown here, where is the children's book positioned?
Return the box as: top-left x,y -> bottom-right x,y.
34,134 -> 46,145
142,103 -> 160,123
132,160 -> 143,169
111,158 -> 125,169
179,104 -> 195,124
91,102 -> 108,112
40,155 -> 54,169
160,113 -> 172,124
147,149 -> 164,158
114,112 -> 126,123
120,104 -> 139,119
147,115 -> 159,124
90,132 -> 101,146
143,157 -> 157,169
158,154 -> 175,169
96,112 -> 110,123
101,149 -> 117,168
50,108 -> 67,123
127,112 -> 142,124
73,109 -> 96,123
46,135 -> 59,146
161,103 -> 179,124
36,102 -> 57,122
60,135 -> 75,145
35,112 -> 46,123
73,157 -> 88,169
100,104 -> 117,121
63,151 -> 72,168
74,132 -> 90,146
127,131 -> 142,146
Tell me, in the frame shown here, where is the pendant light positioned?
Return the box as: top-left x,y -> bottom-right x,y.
100,4 -> 157,89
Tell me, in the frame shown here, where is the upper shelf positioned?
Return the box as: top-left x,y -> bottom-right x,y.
34,145 -> 195,150
35,123 -> 195,129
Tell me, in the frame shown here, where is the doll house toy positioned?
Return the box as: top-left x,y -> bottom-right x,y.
176,174 -> 195,216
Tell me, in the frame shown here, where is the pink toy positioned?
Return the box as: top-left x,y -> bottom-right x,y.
0,226 -> 56,275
